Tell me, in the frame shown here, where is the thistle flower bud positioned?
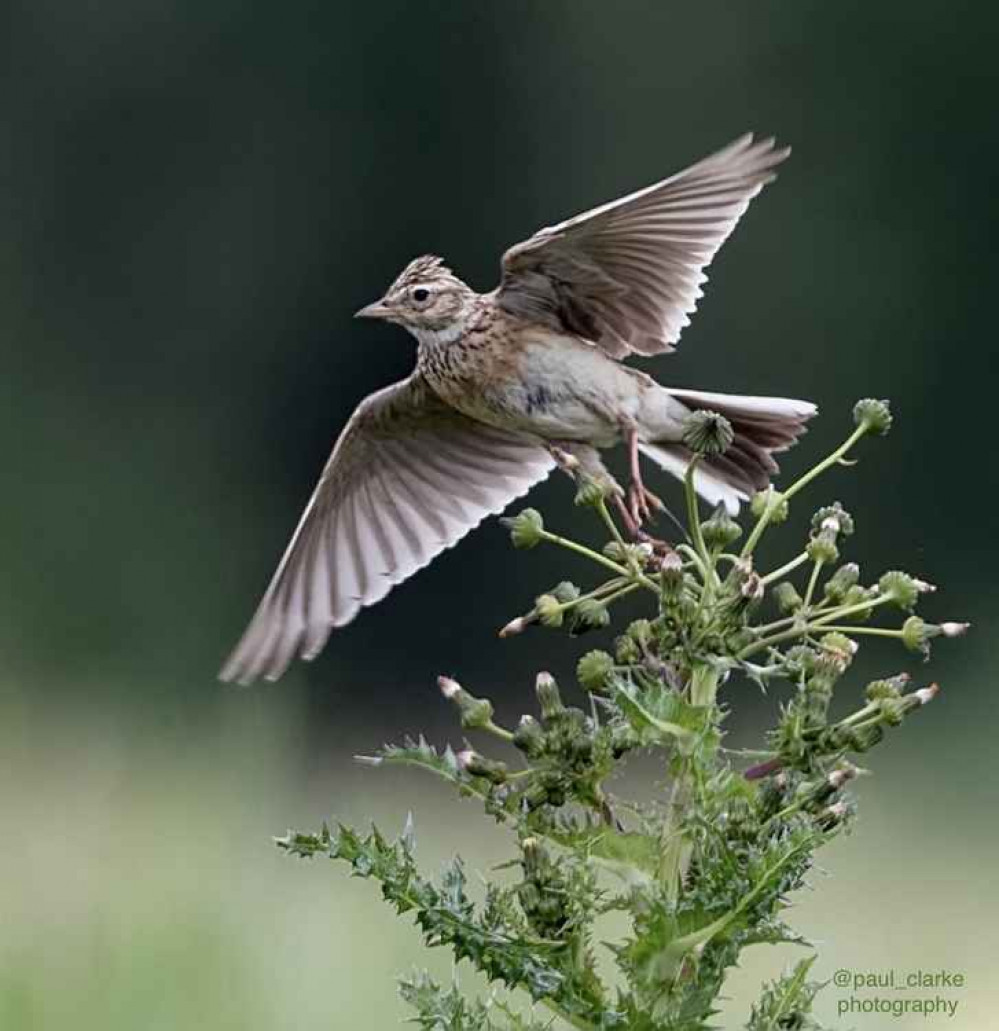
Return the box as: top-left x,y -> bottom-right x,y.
505,508 -> 544,549
817,800 -> 852,830
513,714 -> 545,757
846,723 -> 885,752
499,616 -> 529,638
438,675 -> 462,700
853,397 -> 892,435
817,632 -> 857,675
534,593 -> 564,628
785,645 -> 818,677
774,581 -> 803,614
901,615 -> 931,655
750,487 -> 789,523
615,634 -> 641,664
878,571 -> 921,611
627,618 -> 654,649
574,477 -> 612,507
659,549 -> 684,602
828,762 -> 859,790
823,563 -> 860,603
807,762 -> 859,805
841,584 -> 876,619
701,504 -> 742,549
576,649 -> 614,694
864,673 -> 909,702
550,581 -> 580,605
914,682 -> 940,705
811,502 -> 855,537
806,530 -> 839,566
895,681 -> 940,717
535,671 -> 564,721
571,598 -> 610,633
456,750 -> 508,784
603,541 -> 628,562
437,675 -> 495,729
682,409 -> 734,456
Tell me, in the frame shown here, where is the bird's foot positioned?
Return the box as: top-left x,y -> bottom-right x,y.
627,479 -> 665,528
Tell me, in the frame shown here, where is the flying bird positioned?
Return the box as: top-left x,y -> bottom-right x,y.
221,133 -> 815,684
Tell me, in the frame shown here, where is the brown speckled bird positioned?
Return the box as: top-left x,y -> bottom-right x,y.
221,134 -> 816,684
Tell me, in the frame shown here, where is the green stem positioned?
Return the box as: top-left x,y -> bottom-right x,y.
482,720 -> 514,744
540,530 -> 659,593
810,593 -> 894,626
684,458 -> 714,583
737,626 -> 814,660
803,560 -> 824,610
595,496 -> 625,548
549,578 -> 627,616
601,582 -> 642,607
740,423 -> 870,560
676,543 -> 711,588
812,624 -> 903,639
783,423 -> 869,503
760,551 -> 810,586
838,702 -> 880,727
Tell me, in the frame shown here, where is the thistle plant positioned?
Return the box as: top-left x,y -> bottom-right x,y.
278,399 -> 967,1030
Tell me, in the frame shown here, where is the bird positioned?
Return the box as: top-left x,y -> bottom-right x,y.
220,133 -> 816,685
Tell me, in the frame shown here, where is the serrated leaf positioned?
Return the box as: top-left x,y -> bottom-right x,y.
746,955 -> 828,1031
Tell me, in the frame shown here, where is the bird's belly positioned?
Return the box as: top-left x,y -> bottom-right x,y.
492,382 -> 622,445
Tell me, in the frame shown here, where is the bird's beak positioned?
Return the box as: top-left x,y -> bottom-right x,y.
354,299 -> 393,321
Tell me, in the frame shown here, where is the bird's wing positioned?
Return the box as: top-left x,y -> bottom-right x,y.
497,133 -> 789,359
220,374 -> 554,684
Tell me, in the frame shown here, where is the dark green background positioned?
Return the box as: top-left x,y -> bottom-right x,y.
3,3 -> 996,1028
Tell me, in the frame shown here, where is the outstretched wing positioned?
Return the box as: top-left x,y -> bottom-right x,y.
220,375 -> 554,684
498,133 -> 789,359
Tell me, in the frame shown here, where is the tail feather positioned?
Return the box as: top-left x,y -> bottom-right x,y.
640,389 -> 817,514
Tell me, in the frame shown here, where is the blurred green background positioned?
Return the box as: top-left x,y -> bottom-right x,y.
2,2 -> 997,1028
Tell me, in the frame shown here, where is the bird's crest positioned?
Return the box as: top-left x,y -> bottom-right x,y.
392,255 -> 457,291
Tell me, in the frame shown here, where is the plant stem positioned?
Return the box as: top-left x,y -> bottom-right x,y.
539,530 -> 659,593
810,593 -> 893,626
482,720 -> 514,743
813,624 -> 903,639
595,496 -> 625,548
802,560 -> 824,610
783,423 -> 868,503
740,423 -> 870,560
684,459 -> 714,585
760,550 -> 810,586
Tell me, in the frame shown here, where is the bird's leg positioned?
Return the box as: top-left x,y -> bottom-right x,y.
611,493 -> 642,537
624,426 -> 665,529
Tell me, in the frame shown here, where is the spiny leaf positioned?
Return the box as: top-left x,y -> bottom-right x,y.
746,955 -> 828,1031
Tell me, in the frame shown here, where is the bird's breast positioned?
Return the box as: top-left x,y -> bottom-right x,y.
420,326 -> 640,447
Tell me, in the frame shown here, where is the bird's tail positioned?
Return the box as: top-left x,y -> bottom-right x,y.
639,388 -> 817,514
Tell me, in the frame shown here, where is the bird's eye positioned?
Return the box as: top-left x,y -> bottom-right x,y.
411,287 -> 430,304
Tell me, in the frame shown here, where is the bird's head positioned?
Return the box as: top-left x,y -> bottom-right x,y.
355,255 -> 476,346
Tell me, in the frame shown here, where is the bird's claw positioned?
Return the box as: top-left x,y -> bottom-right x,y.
627,481 -> 665,527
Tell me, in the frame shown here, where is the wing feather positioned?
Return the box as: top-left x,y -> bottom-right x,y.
220,374 -> 554,684
498,133 -> 789,359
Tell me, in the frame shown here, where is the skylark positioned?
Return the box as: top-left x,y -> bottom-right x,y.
221,133 -> 815,684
